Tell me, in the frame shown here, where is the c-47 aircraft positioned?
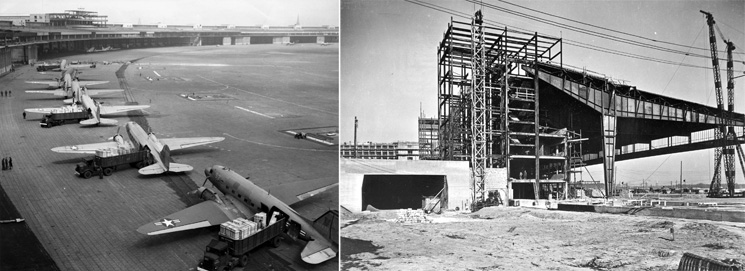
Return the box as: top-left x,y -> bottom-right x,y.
26,71 -> 109,91
51,121 -> 225,175
25,83 -> 149,126
27,76 -> 122,104
137,165 -> 338,264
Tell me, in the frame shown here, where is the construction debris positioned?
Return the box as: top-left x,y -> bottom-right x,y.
395,209 -> 430,223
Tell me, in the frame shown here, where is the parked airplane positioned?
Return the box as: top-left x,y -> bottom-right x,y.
24,87 -> 149,126
87,46 -> 114,53
26,77 -> 120,102
137,165 -> 338,264
26,70 -> 108,90
51,121 -> 225,175
319,42 -> 331,46
285,42 -> 296,46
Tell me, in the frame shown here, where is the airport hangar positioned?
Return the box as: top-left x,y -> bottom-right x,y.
340,12 -> 745,212
0,22 -> 338,72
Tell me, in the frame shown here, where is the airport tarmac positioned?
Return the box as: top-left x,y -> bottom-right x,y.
0,44 -> 339,270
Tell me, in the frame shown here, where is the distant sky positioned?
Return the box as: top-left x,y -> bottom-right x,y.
341,0 -> 745,186
0,0 -> 339,26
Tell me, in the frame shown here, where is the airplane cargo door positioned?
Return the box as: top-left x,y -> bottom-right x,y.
361,175 -> 446,210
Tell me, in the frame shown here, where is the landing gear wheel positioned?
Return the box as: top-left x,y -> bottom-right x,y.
239,254 -> 249,267
271,236 -> 283,248
102,167 -> 114,176
82,171 -> 92,179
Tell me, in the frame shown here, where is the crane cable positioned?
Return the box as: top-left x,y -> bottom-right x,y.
495,0 -> 743,56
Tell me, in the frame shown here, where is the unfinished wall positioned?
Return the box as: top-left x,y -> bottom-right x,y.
340,159 -> 471,212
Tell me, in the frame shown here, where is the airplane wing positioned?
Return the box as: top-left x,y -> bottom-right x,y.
99,105 -> 150,115
51,141 -> 120,154
264,177 -> 338,206
159,137 -> 225,151
25,90 -> 67,96
25,80 -> 59,87
301,240 -> 337,264
85,89 -> 123,96
137,200 -> 242,235
77,81 -> 109,87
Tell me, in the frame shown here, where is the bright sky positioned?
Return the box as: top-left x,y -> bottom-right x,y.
341,0 -> 745,186
0,0 -> 339,26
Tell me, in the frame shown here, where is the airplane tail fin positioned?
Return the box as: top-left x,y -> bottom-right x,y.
160,144 -> 171,171
138,164 -> 166,175
80,118 -> 117,126
137,162 -> 192,175
167,163 -> 193,173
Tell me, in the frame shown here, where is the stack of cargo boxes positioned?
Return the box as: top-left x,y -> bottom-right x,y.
219,218 -> 259,240
95,141 -> 137,158
218,212 -> 277,240
395,208 -> 430,223
51,106 -> 84,114
254,212 -> 266,229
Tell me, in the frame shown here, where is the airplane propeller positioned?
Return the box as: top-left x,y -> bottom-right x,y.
106,126 -> 123,141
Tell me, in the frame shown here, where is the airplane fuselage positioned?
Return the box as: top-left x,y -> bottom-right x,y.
205,165 -> 336,262
125,122 -> 166,167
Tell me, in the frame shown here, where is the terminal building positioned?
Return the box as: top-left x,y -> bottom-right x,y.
0,8 -> 339,71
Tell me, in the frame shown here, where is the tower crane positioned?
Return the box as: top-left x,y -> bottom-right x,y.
701,10 -> 743,197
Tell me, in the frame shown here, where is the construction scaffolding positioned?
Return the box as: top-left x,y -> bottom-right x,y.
48,10 -> 108,27
437,11 -> 583,207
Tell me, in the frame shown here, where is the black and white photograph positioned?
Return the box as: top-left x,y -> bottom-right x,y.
0,1 -> 339,270
3,0 -> 745,270
340,0 -> 745,270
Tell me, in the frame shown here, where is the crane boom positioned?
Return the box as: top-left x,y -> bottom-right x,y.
701,10 -> 738,197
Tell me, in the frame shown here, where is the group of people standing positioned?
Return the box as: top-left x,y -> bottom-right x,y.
1,157 -> 12,170
1,90 -> 10,97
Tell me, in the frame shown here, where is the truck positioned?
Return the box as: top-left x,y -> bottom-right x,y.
40,110 -> 90,128
197,217 -> 288,271
75,149 -> 151,178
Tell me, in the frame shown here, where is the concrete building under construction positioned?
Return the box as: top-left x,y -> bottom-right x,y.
436,11 -> 745,207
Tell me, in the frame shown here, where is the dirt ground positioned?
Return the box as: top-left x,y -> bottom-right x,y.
341,207 -> 745,270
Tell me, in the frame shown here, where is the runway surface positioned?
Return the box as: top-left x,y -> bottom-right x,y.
0,44 -> 339,270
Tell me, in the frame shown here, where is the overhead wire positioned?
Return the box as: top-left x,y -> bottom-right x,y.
495,0 -> 744,56
468,0 -> 739,61
661,24 -> 705,95
404,0 -> 745,73
644,154 -> 673,181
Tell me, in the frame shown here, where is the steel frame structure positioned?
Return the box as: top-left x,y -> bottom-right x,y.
437,11 -> 576,206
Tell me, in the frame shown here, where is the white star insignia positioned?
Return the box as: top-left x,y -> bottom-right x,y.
154,218 -> 181,228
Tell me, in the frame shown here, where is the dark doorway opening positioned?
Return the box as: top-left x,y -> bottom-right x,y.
290,36 -> 317,44
362,175 -> 445,210
512,183 -> 536,199
251,36 -> 273,44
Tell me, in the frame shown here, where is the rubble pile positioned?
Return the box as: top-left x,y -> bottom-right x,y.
395,209 -> 430,223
